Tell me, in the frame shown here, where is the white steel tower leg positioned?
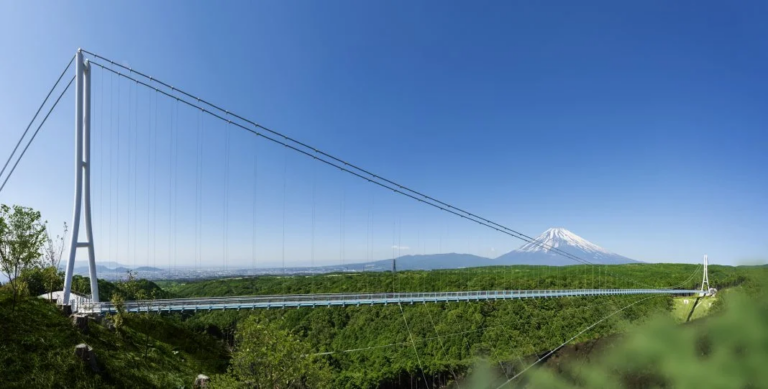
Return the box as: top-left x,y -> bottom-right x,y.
83,59 -> 99,302
62,49 -> 98,306
700,254 -> 710,293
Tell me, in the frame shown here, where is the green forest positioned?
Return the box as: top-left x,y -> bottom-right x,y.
2,251 -> 764,388
163,263 -> 748,388
160,262 -> 742,297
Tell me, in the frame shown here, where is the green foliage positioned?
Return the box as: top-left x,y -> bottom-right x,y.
71,272 -> 172,301
212,316 -> 331,388
523,284 -> 768,388
109,292 -> 125,332
0,292 -> 101,388
0,204 -> 47,306
21,265 -> 62,296
88,313 -> 229,387
0,291 -> 227,388
167,263 -> 744,298
177,263 -> 747,388
3,262 -> 760,388
6,221 -> 66,299
187,295 -> 668,388
41,222 -> 67,299
670,293 -> 724,323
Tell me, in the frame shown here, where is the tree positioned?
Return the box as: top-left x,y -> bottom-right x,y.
19,266 -> 50,296
109,291 -> 125,333
0,204 -> 47,308
107,270 -> 141,336
212,316 -> 331,388
120,270 -> 159,358
42,222 -> 67,301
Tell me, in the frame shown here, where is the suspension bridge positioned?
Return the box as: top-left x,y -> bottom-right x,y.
75,288 -> 697,315
2,49 -> 711,317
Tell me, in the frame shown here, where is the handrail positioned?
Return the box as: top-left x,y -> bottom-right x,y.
76,288 -> 700,314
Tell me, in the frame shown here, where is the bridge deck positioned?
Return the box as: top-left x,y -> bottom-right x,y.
76,288 -> 701,314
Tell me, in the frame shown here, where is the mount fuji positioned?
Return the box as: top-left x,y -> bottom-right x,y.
332,227 -> 640,271
494,228 -> 640,266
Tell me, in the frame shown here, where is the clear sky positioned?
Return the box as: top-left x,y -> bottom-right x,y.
0,1 -> 766,268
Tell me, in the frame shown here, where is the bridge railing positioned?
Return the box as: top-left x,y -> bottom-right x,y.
75,288 -> 699,314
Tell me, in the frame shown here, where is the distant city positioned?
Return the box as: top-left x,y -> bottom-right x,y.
67,228 -> 640,281
64,263 -> 383,282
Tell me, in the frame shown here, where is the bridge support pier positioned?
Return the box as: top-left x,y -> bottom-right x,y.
61,49 -> 99,307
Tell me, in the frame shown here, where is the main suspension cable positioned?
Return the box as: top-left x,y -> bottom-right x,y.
86,59 -> 673,290
0,75 -> 75,193
81,52 -> 596,266
86,59 -> 594,267
0,55 -> 75,184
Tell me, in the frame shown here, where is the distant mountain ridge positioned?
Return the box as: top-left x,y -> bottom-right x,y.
58,261 -> 164,277
338,253 -> 494,271
58,261 -> 127,270
336,227 -> 640,271
134,266 -> 163,272
53,228 -> 638,275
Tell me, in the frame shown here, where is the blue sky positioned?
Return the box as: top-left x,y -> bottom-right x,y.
0,1 -> 766,268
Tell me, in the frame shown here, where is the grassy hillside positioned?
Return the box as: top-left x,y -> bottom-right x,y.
669,292 -> 727,323
0,292 -> 227,388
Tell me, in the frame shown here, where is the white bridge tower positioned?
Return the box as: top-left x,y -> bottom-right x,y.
700,254 -> 712,296
61,49 -> 98,308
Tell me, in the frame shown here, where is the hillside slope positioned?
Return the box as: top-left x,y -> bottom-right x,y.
0,294 -> 227,388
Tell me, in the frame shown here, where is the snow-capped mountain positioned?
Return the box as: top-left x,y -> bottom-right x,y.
495,228 -> 640,266
319,228 -> 639,271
